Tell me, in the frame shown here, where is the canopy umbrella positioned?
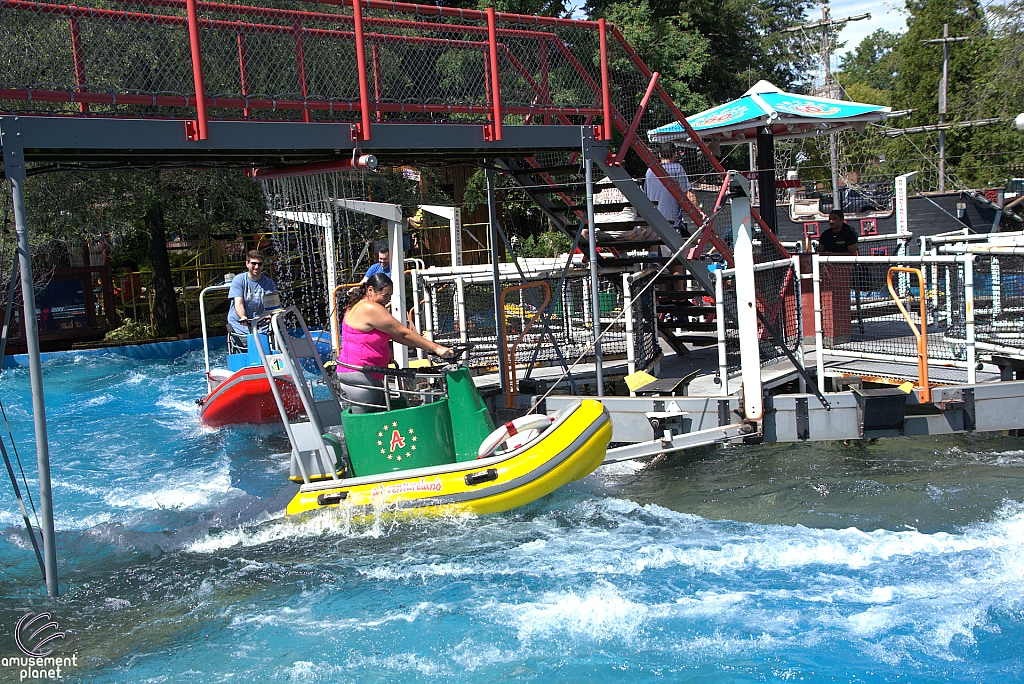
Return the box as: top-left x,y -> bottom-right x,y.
649,80 -> 895,231
650,80 -> 892,146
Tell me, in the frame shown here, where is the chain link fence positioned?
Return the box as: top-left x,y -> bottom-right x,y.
716,257 -> 802,376
415,264 -> 657,375
815,256 -> 972,369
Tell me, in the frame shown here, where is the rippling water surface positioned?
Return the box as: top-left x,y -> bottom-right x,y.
1,351 -> 1023,682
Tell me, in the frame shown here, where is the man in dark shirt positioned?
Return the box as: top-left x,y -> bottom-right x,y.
817,210 -> 859,255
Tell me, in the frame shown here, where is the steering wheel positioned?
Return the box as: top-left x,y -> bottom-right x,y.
431,342 -> 474,364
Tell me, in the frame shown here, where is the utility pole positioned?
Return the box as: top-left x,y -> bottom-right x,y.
785,6 -> 870,210
923,24 -> 969,194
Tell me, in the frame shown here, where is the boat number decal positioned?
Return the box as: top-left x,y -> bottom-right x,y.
271,358 -> 285,372
378,422 -> 417,461
370,477 -> 443,498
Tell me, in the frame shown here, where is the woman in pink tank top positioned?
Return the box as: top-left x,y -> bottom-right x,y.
337,272 -> 453,413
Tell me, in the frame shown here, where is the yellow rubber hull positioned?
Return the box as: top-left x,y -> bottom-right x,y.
286,400 -> 611,517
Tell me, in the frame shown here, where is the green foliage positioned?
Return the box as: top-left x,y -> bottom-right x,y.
602,0 -> 709,112
830,0 -> 1024,191
461,168 -> 488,214
22,168 -> 264,267
838,29 -> 901,91
591,0 -> 815,105
516,230 -> 572,258
895,0 -> 988,128
103,318 -> 155,342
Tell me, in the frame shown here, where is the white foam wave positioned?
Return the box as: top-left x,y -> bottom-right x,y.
53,510 -> 114,531
104,454 -> 243,512
595,459 -> 646,476
123,370 -> 146,385
501,580 -> 656,643
183,506 -> 399,553
83,393 -> 114,407
155,394 -> 201,414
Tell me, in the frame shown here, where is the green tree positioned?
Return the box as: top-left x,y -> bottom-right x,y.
588,0 -> 816,105
895,0 -> 987,128
838,29 -> 901,91
22,168 -> 264,337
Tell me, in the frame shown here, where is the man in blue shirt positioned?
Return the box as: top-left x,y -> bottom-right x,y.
645,143 -> 703,229
227,250 -> 276,335
361,246 -> 391,284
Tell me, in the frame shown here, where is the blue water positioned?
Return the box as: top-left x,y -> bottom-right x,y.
2,351 -> 1024,682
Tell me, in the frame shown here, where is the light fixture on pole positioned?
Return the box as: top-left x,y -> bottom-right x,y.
1015,112 -> 1024,132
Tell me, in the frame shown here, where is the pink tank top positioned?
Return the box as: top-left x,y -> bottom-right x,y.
339,308 -> 392,376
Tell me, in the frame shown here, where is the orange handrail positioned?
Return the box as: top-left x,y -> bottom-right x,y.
499,282 -> 551,409
886,267 -> 931,403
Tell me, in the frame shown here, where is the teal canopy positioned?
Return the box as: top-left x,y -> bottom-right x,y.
649,80 -> 892,147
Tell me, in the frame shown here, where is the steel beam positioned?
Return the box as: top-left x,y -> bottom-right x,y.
0,117 -> 59,597
0,117 -> 587,168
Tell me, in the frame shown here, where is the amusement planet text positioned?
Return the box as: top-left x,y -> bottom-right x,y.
2,655 -> 78,681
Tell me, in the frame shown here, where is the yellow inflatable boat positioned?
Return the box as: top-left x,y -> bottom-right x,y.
287,398 -> 611,517
251,308 -> 611,519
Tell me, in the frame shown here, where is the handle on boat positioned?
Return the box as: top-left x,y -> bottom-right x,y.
430,342 -> 474,363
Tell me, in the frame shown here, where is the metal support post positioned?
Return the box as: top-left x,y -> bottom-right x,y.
387,216 -> 407,368
485,8 -> 503,141
829,133 -> 841,211
455,276 -> 468,345
812,255 -> 826,395
584,144 -> 603,396
411,270 -> 423,359
352,0 -> 372,140
623,271 -> 635,379
184,0 -> 209,139
1,118 -> 59,597
794,255 -> 806,394
486,168 -> 507,394
598,18 -> 612,140
731,175 -> 761,420
714,267 -> 728,396
965,254 -> 976,384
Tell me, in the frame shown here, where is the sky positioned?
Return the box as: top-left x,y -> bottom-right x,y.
826,0 -> 909,60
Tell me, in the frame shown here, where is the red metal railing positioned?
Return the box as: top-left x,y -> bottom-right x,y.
0,0 -> 791,261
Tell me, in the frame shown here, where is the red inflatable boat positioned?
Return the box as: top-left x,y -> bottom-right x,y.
199,365 -> 303,427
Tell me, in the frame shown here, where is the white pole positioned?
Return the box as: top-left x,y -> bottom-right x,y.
411,270 -> 423,359
455,275 -> 468,344
812,254 -> 826,395
387,217 -> 408,368
584,146 -> 603,396
965,254 -> 976,384
324,215 -> 338,354
422,277 -> 435,343
715,267 -> 729,396
623,271 -> 636,379
731,176 -> 762,421
451,209 -> 463,268
793,255 -> 806,394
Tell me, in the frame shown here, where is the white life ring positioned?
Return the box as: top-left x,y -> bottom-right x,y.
477,414 -> 554,459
